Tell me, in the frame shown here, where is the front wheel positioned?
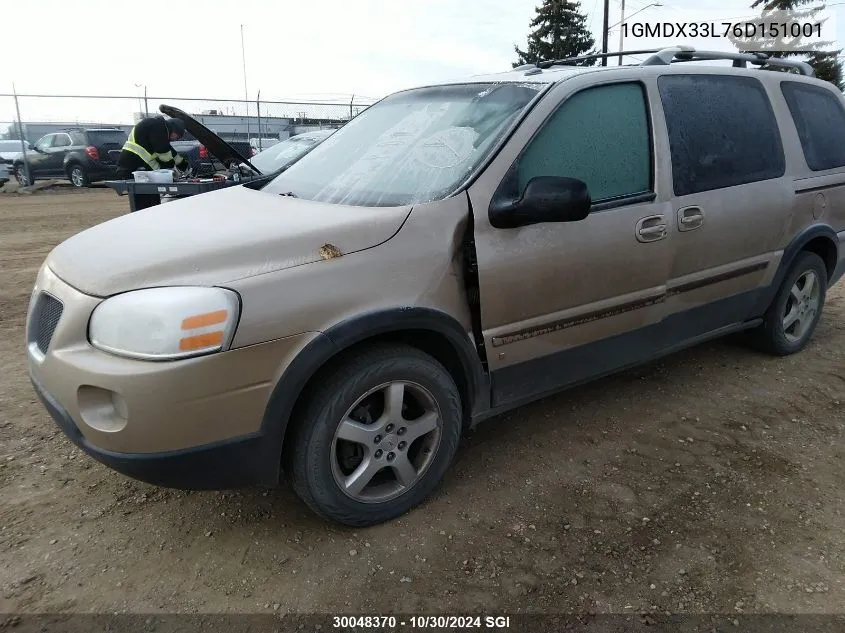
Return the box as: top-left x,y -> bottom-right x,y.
67,164 -> 89,187
14,164 -> 32,186
285,344 -> 462,526
750,251 -> 827,356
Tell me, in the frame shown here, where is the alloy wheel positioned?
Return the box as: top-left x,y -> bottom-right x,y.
330,381 -> 442,503
70,167 -> 85,187
782,270 -> 821,344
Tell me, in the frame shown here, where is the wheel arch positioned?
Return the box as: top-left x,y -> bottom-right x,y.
64,156 -> 86,172
259,308 -> 490,484
13,161 -> 32,184
753,223 -> 838,316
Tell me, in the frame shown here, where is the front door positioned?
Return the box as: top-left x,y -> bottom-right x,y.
46,133 -> 73,175
467,77 -> 674,408
28,134 -> 55,177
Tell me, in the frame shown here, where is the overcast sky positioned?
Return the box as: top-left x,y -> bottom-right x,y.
1,0 -> 842,125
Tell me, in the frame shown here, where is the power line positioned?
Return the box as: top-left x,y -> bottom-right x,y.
587,0 -> 601,37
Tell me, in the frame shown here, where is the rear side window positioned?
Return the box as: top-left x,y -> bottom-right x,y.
658,75 -> 785,196
781,81 -> 845,171
513,82 -> 652,203
87,130 -> 127,146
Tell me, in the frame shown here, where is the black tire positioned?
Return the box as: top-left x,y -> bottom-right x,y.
284,343 -> 462,526
750,251 -> 827,356
14,164 -> 32,186
67,164 -> 89,188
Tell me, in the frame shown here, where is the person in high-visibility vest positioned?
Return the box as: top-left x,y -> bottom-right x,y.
116,116 -> 189,179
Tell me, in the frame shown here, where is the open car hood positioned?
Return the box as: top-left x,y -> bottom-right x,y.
159,104 -> 261,174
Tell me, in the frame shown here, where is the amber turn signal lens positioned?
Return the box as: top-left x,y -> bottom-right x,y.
178,330 -> 224,351
181,310 -> 228,330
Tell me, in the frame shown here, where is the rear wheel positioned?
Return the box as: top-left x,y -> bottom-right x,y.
285,344 -> 462,526
750,251 -> 827,356
14,164 -> 32,186
67,164 -> 89,187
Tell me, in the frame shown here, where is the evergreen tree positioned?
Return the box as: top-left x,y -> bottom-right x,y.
732,0 -> 842,89
513,0 -> 597,67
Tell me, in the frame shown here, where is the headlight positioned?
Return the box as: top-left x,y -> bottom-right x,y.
89,287 -> 240,360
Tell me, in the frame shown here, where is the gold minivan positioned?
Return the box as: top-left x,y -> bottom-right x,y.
26,47 -> 845,525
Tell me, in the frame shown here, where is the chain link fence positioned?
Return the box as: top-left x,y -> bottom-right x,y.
0,93 -> 377,152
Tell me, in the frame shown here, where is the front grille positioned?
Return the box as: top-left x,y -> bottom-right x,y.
31,292 -> 64,354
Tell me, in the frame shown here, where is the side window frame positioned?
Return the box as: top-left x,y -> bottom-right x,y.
35,135 -> 54,151
490,80 -> 656,214
780,80 -> 845,172
53,134 -> 72,148
658,73 -> 786,197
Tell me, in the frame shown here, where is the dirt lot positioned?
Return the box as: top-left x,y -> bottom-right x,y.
1,189 -> 844,616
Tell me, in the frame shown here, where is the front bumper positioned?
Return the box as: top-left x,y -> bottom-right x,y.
31,371 -> 269,489
26,264 -> 318,489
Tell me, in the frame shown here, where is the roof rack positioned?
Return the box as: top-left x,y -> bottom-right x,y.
515,49 -> 662,69
643,45 -> 814,76
517,45 -> 814,76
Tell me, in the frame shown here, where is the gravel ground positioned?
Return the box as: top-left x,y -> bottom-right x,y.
1,189 -> 844,616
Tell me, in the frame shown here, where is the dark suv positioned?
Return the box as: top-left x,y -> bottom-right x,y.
14,128 -> 127,187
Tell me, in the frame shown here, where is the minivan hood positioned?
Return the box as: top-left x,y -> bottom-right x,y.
159,104 -> 260,173
46,185 -> 411,297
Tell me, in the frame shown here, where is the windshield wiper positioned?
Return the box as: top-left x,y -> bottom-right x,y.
279,191 -> 298,198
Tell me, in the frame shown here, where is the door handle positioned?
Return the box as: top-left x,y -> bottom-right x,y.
678,206 -> 704,231
636,215 -> 667,243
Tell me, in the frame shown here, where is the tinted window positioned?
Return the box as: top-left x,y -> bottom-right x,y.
52,134 -> 71,148
781,81 -> 845,171
87,130 -> 127,146
513,82 -> 652,203
658,75 -> 785,196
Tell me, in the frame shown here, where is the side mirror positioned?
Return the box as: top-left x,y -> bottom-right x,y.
489,176 -> 591,229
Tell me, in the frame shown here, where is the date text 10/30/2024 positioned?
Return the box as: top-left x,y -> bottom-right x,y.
332,616 -> 512,629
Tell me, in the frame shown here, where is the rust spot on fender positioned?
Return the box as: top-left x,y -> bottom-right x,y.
319,243 -> 343,260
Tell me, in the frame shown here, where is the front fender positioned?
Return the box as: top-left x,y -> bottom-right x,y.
258,307 -> 489,483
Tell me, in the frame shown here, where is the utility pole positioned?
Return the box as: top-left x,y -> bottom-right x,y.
601,0 -> 610,66
12,83 -> 31,185
618,0 -> 626,65
241,24 -> 251,144
256,89 -> 262,151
